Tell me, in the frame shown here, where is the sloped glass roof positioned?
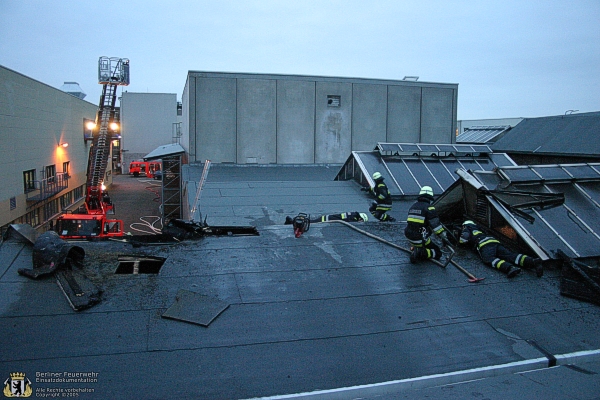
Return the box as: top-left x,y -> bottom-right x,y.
335,143 -> 514,196
457,126 -> 510,144
377,142 -> 492,155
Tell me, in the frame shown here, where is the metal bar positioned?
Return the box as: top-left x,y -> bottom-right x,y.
574,183 -> 600,209
532,208 -> 580,257
381,157 -> 404,195
544,185 -> 600,243
419,159 -> 444,193
401,158 -> 420,191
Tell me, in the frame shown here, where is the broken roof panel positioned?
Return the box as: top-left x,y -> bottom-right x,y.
458,163 -> 600,261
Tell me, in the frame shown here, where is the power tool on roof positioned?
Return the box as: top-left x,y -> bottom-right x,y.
292,213 -> 311,238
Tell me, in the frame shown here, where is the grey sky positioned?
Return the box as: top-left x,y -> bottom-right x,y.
1,0 -> 598,120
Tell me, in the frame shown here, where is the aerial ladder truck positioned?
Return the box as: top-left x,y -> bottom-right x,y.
55,57 -> 129,239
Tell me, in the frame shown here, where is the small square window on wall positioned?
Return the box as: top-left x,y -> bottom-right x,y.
327,95 -> 341,107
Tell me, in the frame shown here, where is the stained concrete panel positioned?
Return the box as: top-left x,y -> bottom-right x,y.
236,79 -> 276,164
195,77 -> 237,163
352,84 -> 387,151
276,80 -> 316,164
315,82 -> 352,164
387,85 -> 422,143
421,87 -> 455,143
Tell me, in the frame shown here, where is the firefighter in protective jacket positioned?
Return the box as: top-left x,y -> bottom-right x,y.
458,220 -> 543,278
362,172 -> 395,222
404,186 -> 449,262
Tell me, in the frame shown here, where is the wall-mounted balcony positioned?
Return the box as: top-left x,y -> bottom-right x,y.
26,172 -> 69,202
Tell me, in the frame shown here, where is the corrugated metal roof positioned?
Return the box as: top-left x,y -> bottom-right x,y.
491,112 -> 600,156
457,125 -> 510,144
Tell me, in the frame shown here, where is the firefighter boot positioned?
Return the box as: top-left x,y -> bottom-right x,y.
410,248 -> 418,264
410,247 -> 423,264
499,263 -> 521,278
506,265 -> 521,278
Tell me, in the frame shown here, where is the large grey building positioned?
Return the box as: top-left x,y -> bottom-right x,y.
182,72 -> 458,164
120,92 -> 180,172
0,65 -> 100,232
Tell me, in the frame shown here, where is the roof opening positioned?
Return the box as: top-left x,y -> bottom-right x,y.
115,255 -> 166,274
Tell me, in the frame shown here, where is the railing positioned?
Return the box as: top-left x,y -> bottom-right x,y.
26,172 -> 69,202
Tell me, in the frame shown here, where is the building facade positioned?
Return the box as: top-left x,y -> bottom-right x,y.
119,92 -> 181,173
182,72 -> 458,164
0,65 -> 104,232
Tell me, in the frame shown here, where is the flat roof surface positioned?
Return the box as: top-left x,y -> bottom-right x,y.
1,166 -> 600,399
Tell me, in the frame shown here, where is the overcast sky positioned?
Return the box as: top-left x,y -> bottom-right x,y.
1,0 -> 598,120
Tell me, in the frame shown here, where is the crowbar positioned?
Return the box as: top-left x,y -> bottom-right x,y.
325,220 -> 484,282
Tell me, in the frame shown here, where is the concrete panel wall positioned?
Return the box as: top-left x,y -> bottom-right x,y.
121,92 -> 177,156
315,82 -> 352,164
196,77 -> 237,163
276,80 -> 315,164
181,76 -> 192,158
236,79 -> 276,164
352,84 -> 387,151
185,72 -> 458,165
387,85 -> 422,143
421,87 -> 455,143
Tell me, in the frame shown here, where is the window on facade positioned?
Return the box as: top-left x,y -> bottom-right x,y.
23,169 -> 36,193
63,161 -> 70,177
24,209 -> 40,227
45,165 -> 56,181
60,191 -> 73,210
74,185 -> 84,202
327,95 -> 341,107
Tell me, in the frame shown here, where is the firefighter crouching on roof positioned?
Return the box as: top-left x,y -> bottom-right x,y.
458,220 -> 543,278
404,186 -> 449,263
361,172 -> 395,222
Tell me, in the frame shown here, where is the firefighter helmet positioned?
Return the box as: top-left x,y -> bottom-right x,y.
419,186 -> 434,197
372,172 -> 383,180
463,220 -> 476,226
359,213 -> 369,222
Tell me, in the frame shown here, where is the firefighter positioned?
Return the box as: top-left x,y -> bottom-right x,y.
285,212 -> 368,225
361,172 -> 395,222
404,186 -> 449,263
458,220 -> 543,278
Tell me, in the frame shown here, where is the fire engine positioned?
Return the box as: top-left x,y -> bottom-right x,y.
55,57 -> 129,239
129,160 -> 162,178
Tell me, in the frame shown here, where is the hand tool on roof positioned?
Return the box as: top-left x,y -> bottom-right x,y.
325,220 -> 484,283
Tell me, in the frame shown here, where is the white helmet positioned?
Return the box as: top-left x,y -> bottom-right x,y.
372,172 -> 383,180
419,186 -> 434,197
359,213 -> 369,222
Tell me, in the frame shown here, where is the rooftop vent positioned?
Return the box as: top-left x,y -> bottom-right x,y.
60,82 -> 86,100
